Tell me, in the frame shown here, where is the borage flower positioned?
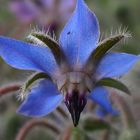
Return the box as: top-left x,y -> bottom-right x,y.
10,0 -> 76,28
10,0 -> 39,23
0,0 -> 139,126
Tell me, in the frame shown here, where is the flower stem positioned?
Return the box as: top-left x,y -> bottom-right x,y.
0,84 -> 20,97
60,125 -> 73,140
57,106 -> 69,119
101,130 -> 110,140
111,92 -> 137,129
15,119 -> 61,140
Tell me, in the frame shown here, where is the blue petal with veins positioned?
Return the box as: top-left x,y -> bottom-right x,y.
0,36 -> 58,76
97,52 -> 139,79
59,0 -> 100,66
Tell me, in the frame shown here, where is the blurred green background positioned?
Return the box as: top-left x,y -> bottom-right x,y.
0,0 -> 140,140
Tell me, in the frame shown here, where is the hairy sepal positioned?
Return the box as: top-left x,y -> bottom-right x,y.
97,78 -> 131,95
85,33 -> 129,73
27,31 -> 68,67
20,72 -> 51,100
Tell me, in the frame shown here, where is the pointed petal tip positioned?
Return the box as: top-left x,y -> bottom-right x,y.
59,0 -> 100,65
76,0 -> 84,6
97,52 -> 140,78
0,36 -> 58,76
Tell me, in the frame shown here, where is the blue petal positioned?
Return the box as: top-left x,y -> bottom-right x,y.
96,106 -> 119,118
88,86 -> 116,114
97,52 -> 139,79
59,0 -> 100,66
17,80 -> 63,117
0,36 -> 58,76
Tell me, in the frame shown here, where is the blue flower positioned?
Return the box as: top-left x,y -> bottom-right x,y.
0,0 -> 139,126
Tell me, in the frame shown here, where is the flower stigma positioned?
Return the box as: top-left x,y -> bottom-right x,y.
56,71 -> 95,126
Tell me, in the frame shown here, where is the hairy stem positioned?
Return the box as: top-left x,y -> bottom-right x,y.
0,84 -> 20,97
57,106 -> 69,119
111,92 -> 137,129
101,130 -> 110,140
60,125 -> 73,140
15,119 -> 61,140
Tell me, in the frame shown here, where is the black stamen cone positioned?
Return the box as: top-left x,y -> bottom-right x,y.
64,90 -> 87,127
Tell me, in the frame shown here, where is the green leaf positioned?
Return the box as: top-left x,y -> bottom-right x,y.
84,34 -> 126,72
82,116 -> 110,132
97,78 -> 131,95
20,72 -> 50,99
27,32 -> 68,66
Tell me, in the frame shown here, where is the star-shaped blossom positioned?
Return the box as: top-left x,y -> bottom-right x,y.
0,0 -> 139,126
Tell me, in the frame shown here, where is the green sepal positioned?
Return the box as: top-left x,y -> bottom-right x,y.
20,72 -> 50,99
82,116 -> 110,132
85,34 -> 126,72
97,78 -> 131,95
28,31 -> 59,49
27,32 -> 67,66
92,34 -> 124,60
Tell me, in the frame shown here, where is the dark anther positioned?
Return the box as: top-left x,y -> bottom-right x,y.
64,90 -> 87,127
